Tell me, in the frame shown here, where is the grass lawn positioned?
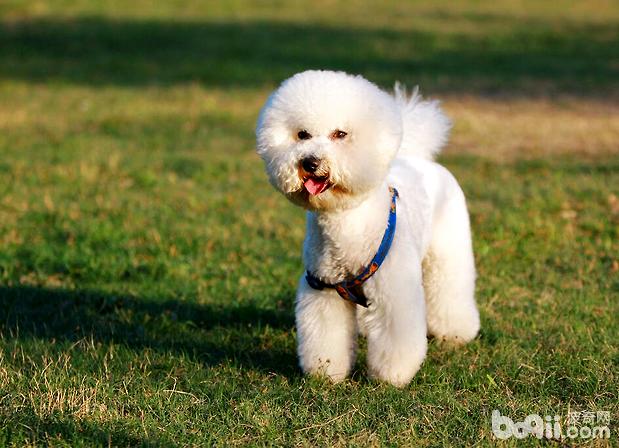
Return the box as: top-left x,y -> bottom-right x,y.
0,0 -> 618,446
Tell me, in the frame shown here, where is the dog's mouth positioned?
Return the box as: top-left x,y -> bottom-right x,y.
303,174 -> 331,196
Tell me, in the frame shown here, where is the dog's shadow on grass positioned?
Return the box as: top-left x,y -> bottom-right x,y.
2,414 -> 159,447
0,285 -> 299,378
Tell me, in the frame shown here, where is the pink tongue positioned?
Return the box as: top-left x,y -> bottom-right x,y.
304,178 -> 329,195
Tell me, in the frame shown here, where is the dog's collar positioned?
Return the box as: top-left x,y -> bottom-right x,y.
305,187 -> 399,308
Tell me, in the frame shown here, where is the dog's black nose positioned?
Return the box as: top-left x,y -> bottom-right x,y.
301,156 -> 320,173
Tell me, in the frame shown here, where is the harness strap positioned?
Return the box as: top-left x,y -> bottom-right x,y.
305,187 -> 399,307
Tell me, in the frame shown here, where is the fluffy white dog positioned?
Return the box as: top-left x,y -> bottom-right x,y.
256,70 -> 480,387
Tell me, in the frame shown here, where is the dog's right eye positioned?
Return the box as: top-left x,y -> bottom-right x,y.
297,130 -> 312,140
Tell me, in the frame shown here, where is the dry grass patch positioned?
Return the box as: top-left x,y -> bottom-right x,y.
444,96 -> 619,159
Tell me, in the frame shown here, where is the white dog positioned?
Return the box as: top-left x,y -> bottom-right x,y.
256,70 -> 480,387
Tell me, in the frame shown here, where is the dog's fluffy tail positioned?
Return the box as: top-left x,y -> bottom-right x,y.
394,83 -> 451,160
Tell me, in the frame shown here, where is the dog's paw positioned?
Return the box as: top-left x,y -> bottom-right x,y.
369,363 -> 419,388
368,347 -> 426,388
431,310 -> 480,346
301,357 -> 350,383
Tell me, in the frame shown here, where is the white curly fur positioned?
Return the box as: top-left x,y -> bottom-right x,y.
256,70 -> 480,387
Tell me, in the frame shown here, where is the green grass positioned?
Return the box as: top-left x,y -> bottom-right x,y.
1,1 -> 618,446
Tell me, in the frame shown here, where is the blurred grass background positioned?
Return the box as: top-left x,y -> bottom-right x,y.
0,0 -> 617,446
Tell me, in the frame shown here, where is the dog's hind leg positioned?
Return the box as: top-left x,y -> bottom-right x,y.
295,277 -> 357,382
423,186 -> 480,344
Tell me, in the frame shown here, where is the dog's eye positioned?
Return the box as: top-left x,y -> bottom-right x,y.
297,130 -> 312,140
330,130 -> 348,140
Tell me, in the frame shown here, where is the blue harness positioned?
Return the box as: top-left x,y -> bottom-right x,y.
305,187 -> 399,308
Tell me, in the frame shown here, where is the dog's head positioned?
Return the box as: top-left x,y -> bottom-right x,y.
256,70 -> 402,211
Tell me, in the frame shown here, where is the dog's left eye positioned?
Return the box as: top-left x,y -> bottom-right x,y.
297,130 -> 312,140
330,130 -> 348,140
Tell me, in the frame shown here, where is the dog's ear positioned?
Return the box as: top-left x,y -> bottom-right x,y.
256,93 -> 290,155
372,93 -> 403,160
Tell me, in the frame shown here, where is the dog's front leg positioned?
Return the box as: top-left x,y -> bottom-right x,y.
295,276 -> 357,382
366,266 -> 427,387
